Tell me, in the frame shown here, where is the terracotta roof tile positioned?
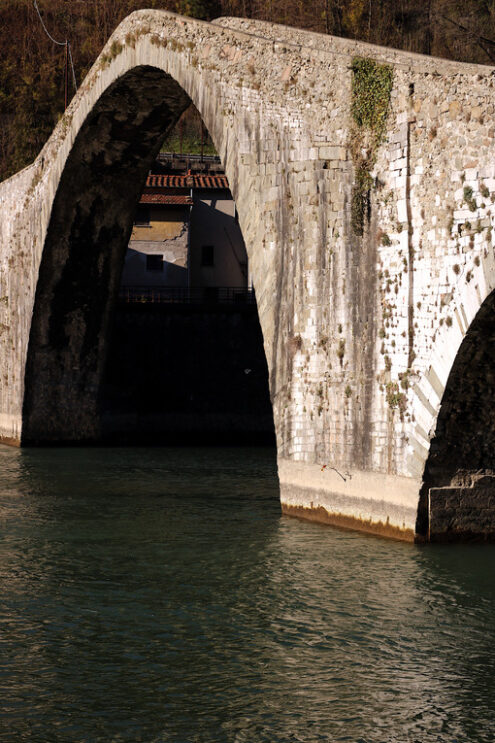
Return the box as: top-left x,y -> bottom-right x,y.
145,174 -> 229,190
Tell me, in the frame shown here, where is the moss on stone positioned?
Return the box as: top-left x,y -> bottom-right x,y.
463,186 -> 477,212
386,381 -> 407,419
100,39 -> 124,69
125,32 -> 136,48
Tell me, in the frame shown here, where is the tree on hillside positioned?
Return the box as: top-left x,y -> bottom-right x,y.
1,0 -> 495,180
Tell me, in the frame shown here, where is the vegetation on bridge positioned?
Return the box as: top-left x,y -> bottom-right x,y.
350,57 -> 393,236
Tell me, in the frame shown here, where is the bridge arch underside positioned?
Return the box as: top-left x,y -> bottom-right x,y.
418,289 -> 495,542
22,66 -> 196,443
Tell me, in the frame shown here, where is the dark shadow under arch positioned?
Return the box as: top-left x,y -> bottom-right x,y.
22,64 -> 269,445
23,66 -> 191,443
417,289 -> 495,539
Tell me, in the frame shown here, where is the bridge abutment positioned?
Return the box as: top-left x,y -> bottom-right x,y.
279,460 -> 418,540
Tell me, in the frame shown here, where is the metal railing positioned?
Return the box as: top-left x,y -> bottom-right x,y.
157,152 -> 222,166
119,286 -> 255,306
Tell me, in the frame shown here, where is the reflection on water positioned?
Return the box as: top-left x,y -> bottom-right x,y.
1,446 -> 495,742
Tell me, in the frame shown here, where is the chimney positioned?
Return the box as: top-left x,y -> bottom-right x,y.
186,169 -> 194,188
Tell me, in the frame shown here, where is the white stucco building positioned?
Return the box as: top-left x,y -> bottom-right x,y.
121,161 -> 249,297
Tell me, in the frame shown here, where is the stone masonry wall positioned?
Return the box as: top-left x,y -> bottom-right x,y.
429,474 -> 495,541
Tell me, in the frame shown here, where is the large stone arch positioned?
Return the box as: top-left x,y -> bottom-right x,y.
22,66 -> 191,441
13,12 -> 288,443
3,9 -> 495,539
0,9 -> 309,453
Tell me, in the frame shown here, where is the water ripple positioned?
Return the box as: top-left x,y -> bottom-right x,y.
1,446 -> 495,742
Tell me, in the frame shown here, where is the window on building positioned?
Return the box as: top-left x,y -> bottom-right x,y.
146,254 -> 163,272
201,245 -> 214,266
134,205 -> 150,226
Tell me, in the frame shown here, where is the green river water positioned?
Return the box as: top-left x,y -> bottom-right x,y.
1,445 -> 495,742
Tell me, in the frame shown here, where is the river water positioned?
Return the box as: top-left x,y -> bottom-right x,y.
1,445 -> 495,742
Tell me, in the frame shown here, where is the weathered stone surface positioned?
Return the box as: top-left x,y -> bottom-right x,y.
429,474 -> 495,541
2,10 -> 495,540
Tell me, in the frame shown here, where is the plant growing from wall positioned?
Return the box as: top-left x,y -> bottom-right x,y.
386,381 -> 406,420
350,56 -> 393,236
463,185 -> 477,212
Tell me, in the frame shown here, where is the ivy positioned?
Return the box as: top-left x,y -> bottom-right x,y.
351,57 -> 394,143
350,56 -> 393,236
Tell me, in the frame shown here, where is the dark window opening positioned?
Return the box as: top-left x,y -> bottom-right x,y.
201,245 -> 214,266
146,254 -> 163,272
134,205 -> 150,226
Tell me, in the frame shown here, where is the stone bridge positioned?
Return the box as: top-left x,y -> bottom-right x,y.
1,10 -> 495,541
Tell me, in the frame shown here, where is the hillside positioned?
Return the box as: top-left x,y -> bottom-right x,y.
1,0 -> 494,180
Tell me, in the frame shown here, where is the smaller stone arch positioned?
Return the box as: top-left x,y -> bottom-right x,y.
418,287 -> 495,541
